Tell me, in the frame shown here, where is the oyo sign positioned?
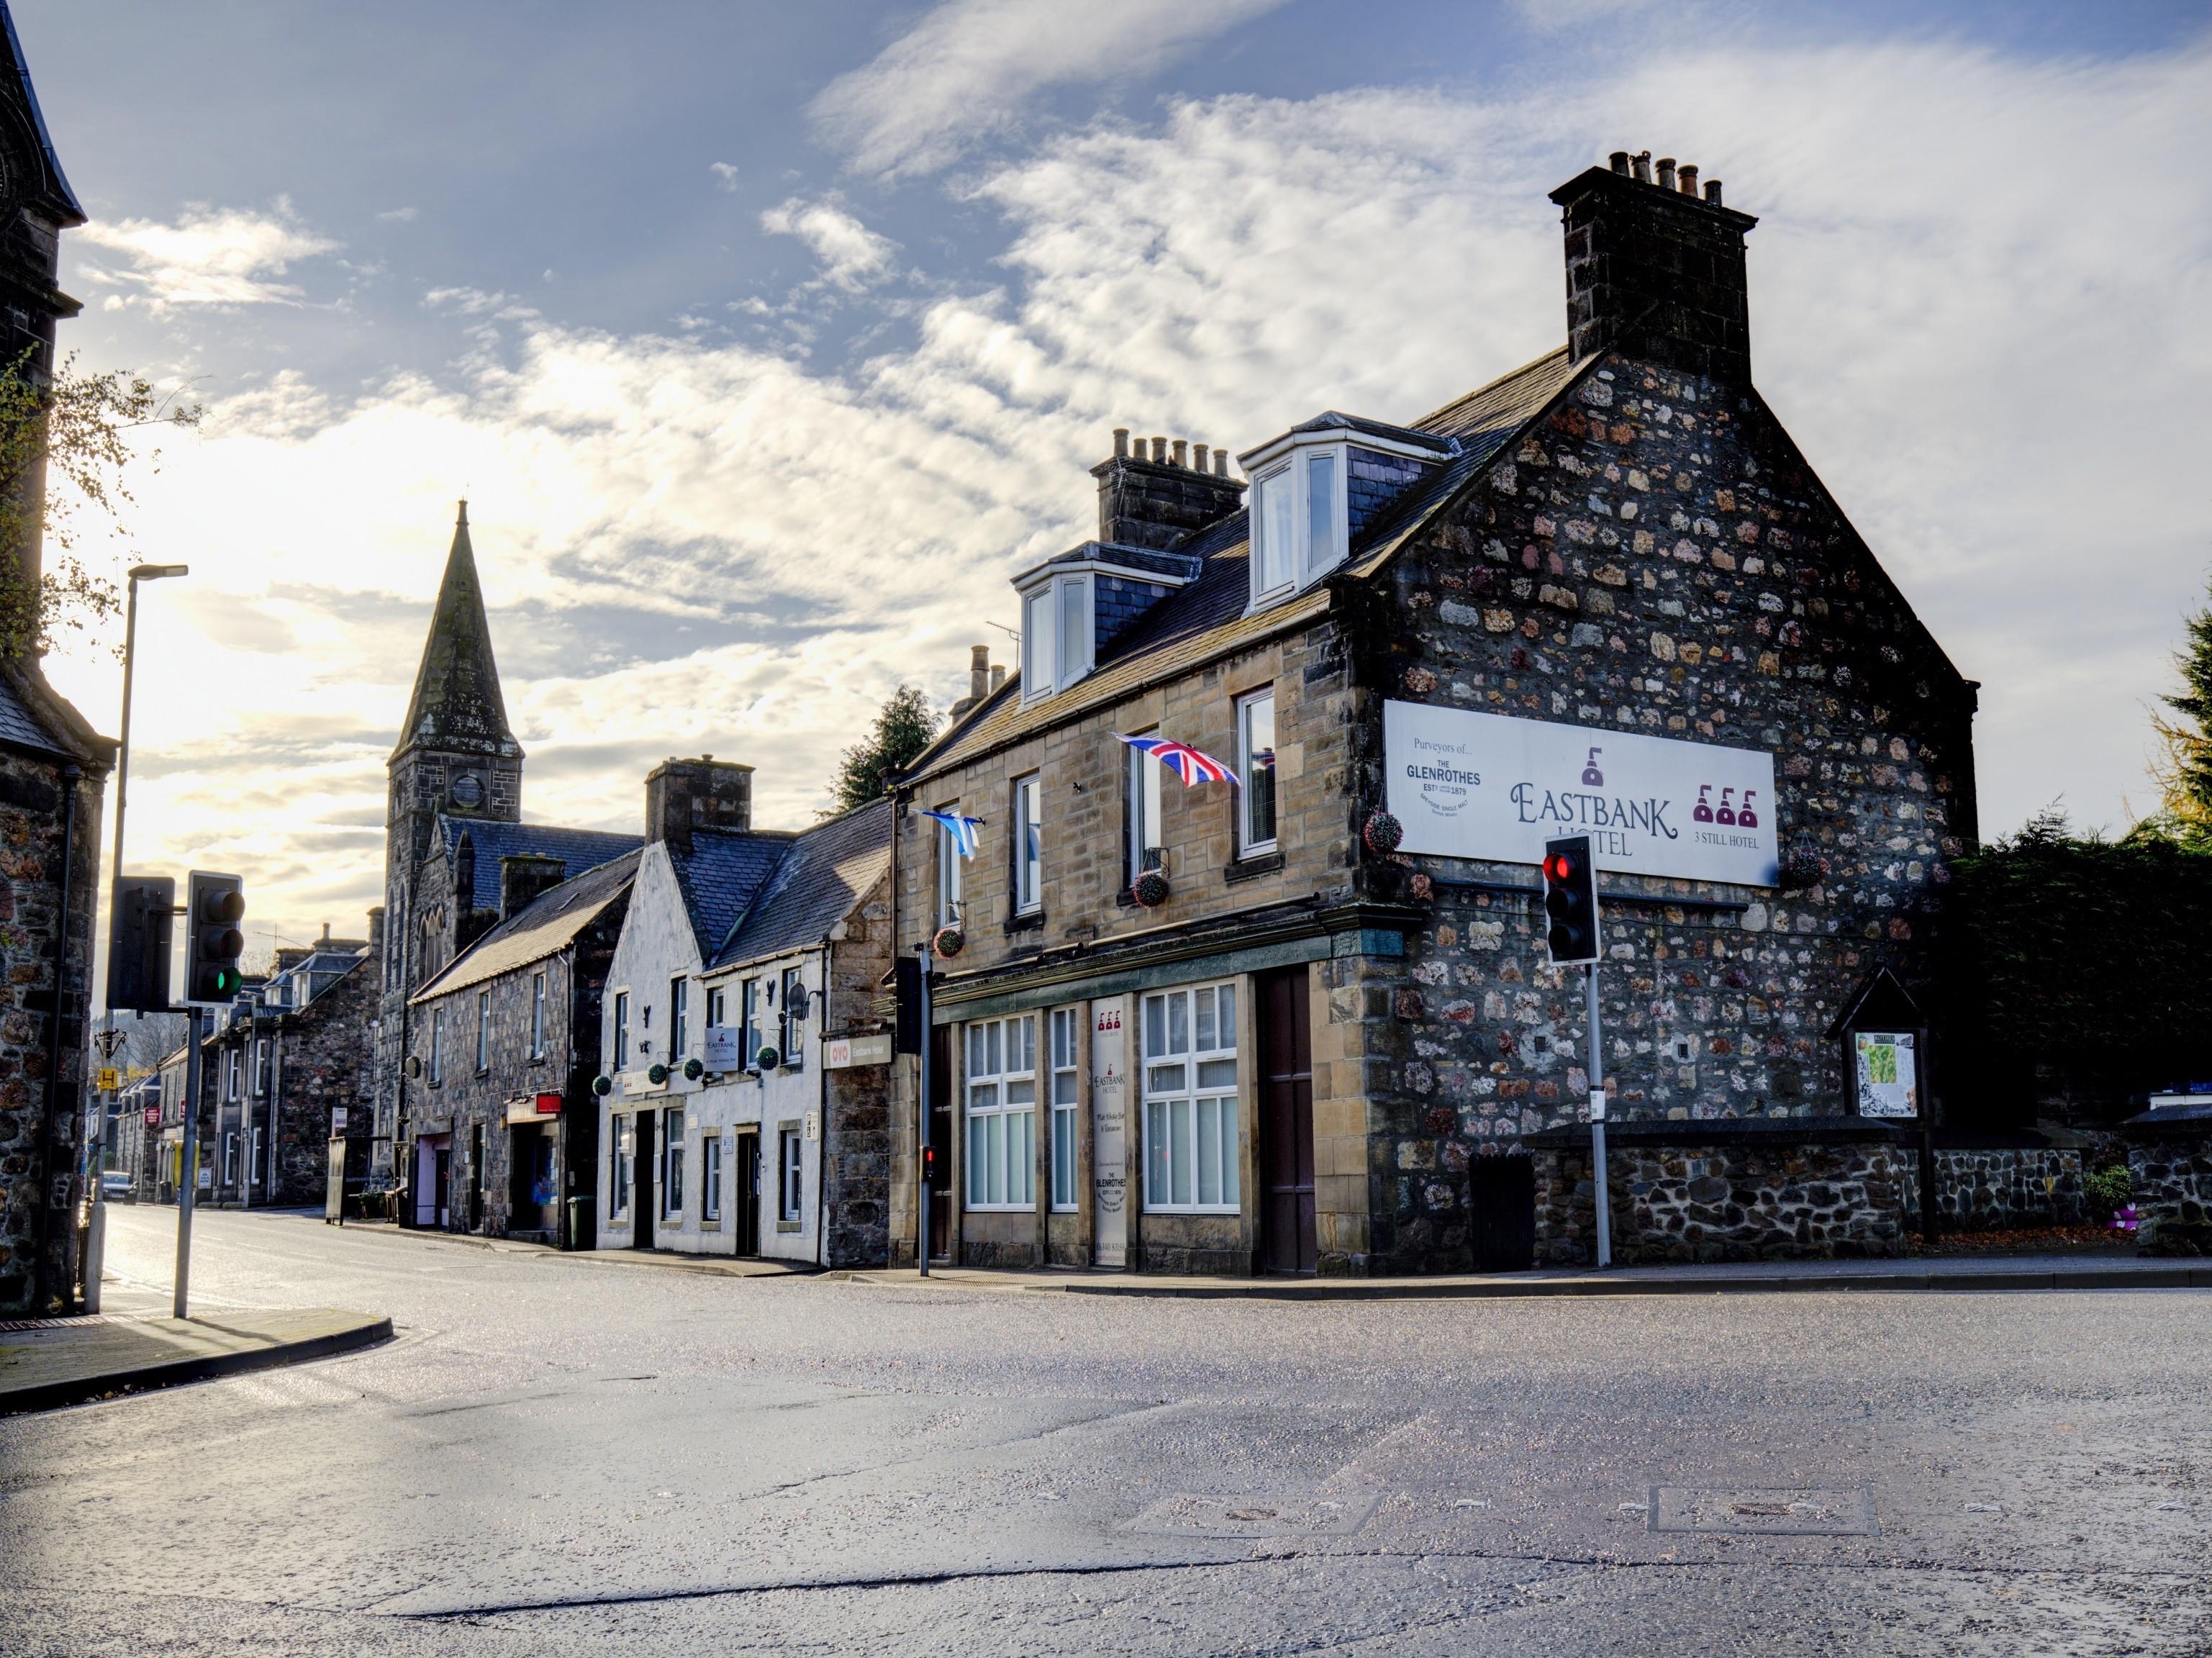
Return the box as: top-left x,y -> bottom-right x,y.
1384,701 -> 1778,887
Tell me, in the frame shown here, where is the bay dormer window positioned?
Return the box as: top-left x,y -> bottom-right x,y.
1242,417 -> 1449,611
1020,573 -> 1094,701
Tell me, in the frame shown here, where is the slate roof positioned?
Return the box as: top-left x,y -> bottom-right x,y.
436,817 -> 643,913
906,347 -> 1586,785
411,848 -> 640,1002
394,503 -> 520,761
709,798 -> 892,973
0,1 -> 83,224
0,669 -> 67,758
668,826 -> 798,961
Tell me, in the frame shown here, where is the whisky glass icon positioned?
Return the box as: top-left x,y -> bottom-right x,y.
1737,789 -> 1759,829
1693,784 -> 1715,824
1715,788 -> 1738,825
1581,747 -> 1604,787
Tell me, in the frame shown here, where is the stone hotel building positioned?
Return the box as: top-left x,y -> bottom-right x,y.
887,153 -> 1980,1277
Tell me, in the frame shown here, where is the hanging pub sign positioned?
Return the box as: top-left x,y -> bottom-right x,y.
702,1025 -> 743,1070
1383,701 -> 1779,886
1854,1032 -> 1921,1119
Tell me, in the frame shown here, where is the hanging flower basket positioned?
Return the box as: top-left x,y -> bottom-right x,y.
753,1043 -> 781,1072
933,923 -> 966,959
1364,810 -> 1404,856
591,1074 -> 612,1097
683,1058 -> 704,1082
1131,869 -> 1171,909
648,1062 -> 669,1086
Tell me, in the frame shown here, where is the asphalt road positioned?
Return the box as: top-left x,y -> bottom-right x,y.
2,1206 -> 2208,1657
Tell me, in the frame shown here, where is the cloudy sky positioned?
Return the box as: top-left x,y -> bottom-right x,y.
17,0 -> 2211,960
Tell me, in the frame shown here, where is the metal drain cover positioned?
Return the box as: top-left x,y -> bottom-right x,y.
1125,1492 -> 1379,1539
1649,1487 -> 1877,1537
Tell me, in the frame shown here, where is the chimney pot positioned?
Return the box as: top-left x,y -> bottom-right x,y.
1678,163 -> 1698,196
1150,436 -> 1166,464
1656,157 -> 1677,191
1192,443 -> 1208,471
1703,178 -> 1723,206
969,644 -> 989,703
1170,439 -> 1187,468
1215,450 -> 1229,478
989,664 -> 1005,692
1633,150 -> 1653,184
1610,150 -> 1631,175
1113,427 -> 1129,458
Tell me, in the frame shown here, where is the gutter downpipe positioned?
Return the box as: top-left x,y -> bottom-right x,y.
815,935 -> 830,1270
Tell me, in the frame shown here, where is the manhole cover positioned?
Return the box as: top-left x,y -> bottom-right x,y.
1125,1492 -> 1379,1539
1649,1487 -> 1877,1537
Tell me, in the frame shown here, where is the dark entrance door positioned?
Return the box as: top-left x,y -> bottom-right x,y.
927,1025 -> 955,1261
633,1110 -> 656,1249
1469,1154 -> 1535,1272
1256,966 -> 1317,1276
432,1146 -> 452,1230
733,1128 -> 761,1258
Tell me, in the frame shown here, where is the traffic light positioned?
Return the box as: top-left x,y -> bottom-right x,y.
183,870 -> 247,1005
106,875 -> 175,1013
1542,835 -> 1601,966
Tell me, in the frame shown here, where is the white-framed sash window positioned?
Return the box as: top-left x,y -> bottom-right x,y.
964,1015 -> 1036,1210
935,807 -> 964,925
610,1115 -> 633,1218
530,971 -> 547,1059
1020,574 -> 1094,701
1238,689 -> 1277,854
670,977 -> 689,1062
1128,735 -> 1164,884
612,991 -> 630,1070
702,1132 -> 722,1222
661,1107 -> 684,1218
780,1129 -> 804,1220
1141,982 -> 1241,1213
1049,1007 -> 1079,1211
1015,774 -> 1043,914
476,990 -> 491,1071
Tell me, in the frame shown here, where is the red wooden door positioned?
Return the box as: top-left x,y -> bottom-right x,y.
1256,966 -> 1316,1275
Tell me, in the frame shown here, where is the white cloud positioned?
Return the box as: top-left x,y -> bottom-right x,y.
76,198 -> 340,311
710,160 -> 741,190
51,35 -> 2212,955
809,0 -> 1292,178
377,206 -> 419,222
760,195 -> 899,291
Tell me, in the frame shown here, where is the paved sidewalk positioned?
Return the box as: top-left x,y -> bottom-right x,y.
307,1213 -> 820,1279
0,1301 -> 391,1415
835,1251 -> 2212,1300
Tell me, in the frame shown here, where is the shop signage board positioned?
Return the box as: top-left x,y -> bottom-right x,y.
1384,701 -> 1779,886
825,1033 -> 892,1070
702,1025 -> 743,1069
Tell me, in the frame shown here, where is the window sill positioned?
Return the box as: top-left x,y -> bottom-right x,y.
1224,849 -> 1284,884
965,1203 -> 1036,1215
1005,910 -> 1045,933
776,1220 -> 802,1233
1143,1207 -> 1243,1218
699,1220 -> 721,1232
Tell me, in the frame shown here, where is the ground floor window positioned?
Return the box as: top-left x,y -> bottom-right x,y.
1049,1007 -> 1079,1211
1142,982 -> 1241,1213
661,1107 -> 685,1218
611,1115 -> 633,1218
964,1014 -> 1036,1210
779,1128 -> 803,1222
702,1132 -> 722,1221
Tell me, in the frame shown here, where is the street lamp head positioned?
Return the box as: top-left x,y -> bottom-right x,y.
128,563 -> 189,581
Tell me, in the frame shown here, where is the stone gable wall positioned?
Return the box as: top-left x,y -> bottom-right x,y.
1348,352 -> 1980,1273
822,869 -> 894,1268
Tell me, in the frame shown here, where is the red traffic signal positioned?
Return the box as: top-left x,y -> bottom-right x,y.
1541,834 -> 1601,966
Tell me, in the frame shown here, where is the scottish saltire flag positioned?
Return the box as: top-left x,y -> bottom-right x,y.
922,809 -> 984,858
1114,733 -> 1241,788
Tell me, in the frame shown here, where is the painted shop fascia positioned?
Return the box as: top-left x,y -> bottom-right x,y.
889,151 -> 1982,1278
594,792 -> 894,1269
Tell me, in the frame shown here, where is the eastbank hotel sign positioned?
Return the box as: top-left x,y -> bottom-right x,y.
1383,701 -> 1779,887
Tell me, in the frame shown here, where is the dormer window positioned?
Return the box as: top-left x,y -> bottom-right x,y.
1020,573 -> 1094,701
1243,416 -> 1449,611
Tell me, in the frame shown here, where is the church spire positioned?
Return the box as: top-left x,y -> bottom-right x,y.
393,500 -> 521,762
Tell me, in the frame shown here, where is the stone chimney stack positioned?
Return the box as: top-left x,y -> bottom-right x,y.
950,645 -> 1005,722
1551,150 -> 1757,384
644,756 -> 755,854
1091,426 -> 1246,551
499,852 -> 568,920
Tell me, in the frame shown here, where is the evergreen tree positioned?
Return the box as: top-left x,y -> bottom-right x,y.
2150,571 -> 2212,848
828,684 -> 939,815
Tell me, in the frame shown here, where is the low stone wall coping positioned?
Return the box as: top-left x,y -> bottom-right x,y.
1523,1115 -> 1918,1151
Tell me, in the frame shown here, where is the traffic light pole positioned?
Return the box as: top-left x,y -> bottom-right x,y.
1585,963 -> 1612,1271
916,944 -> 932,1279
173,1005 -> 202,1319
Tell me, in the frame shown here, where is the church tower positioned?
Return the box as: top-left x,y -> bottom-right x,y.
373,502 -> 522,1161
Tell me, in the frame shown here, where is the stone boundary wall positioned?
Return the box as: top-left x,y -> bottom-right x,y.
2128,1136 -> 2212,1233
1911,1148 -> 2085,1233
1533,1138 -> 1910,1266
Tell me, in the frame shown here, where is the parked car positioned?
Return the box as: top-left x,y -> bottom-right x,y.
99,1171 -> 135,1202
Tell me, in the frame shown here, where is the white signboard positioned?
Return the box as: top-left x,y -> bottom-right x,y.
1854,1031 -> 1919,1119
825,1033 -> 893,1070
702,1025 -> 743,1070
1384,701 -> 1778,886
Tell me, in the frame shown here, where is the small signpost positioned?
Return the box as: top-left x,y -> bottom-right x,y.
95,1066 -> 119,1093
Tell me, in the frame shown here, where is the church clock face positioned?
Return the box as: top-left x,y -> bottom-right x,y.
449,774 -> 484,809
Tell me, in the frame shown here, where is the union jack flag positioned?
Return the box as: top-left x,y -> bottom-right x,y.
1115,733 -> 1241,788
921,809 -> 984,859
